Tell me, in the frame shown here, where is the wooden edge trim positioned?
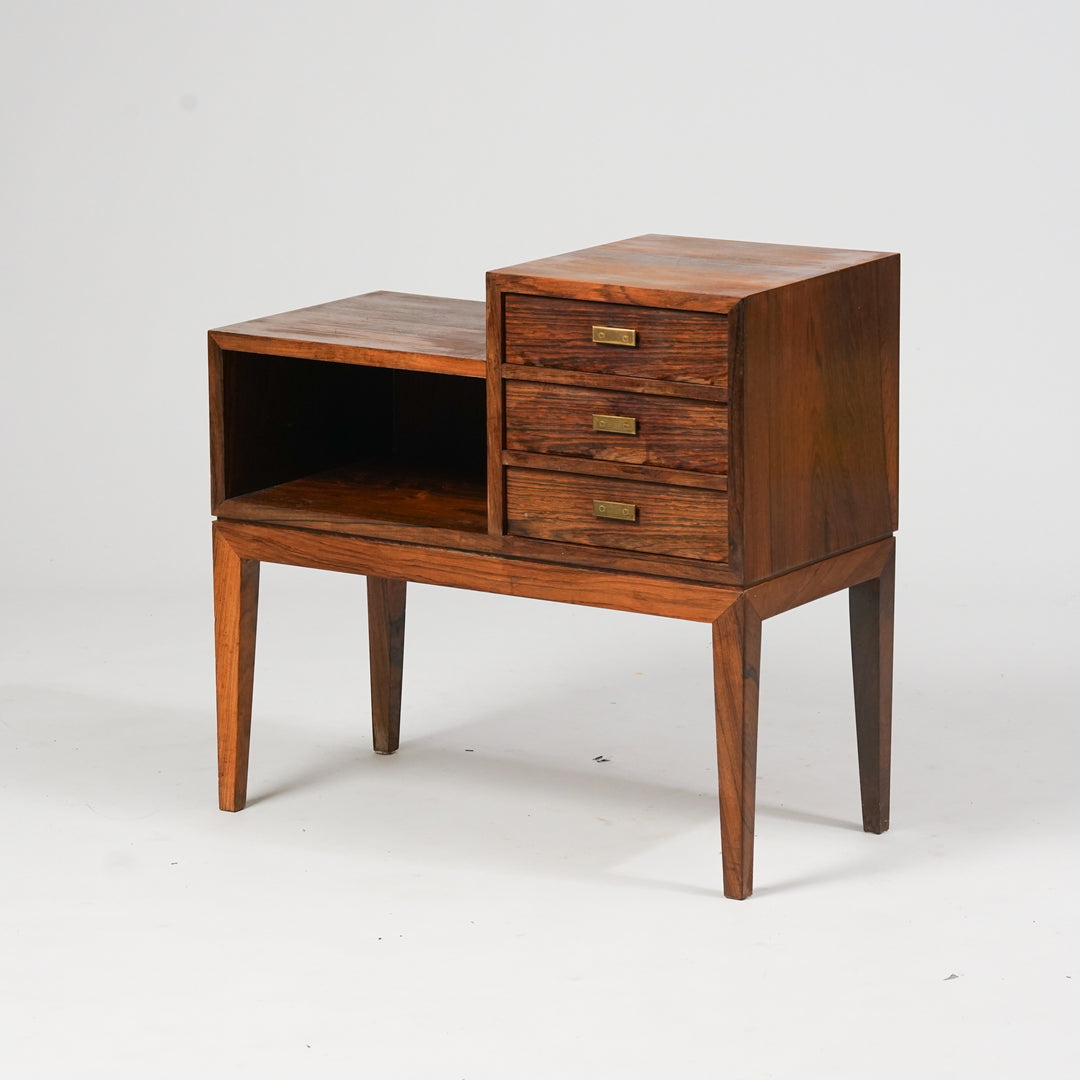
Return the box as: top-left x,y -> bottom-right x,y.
214,520 -> 740,623
500,450 -> 728,492
499,364 -> 729,403
722,301 -> 745,580
745,537 -> 895,621
208,334 -> 225,510
485,281 -> 507,536
209,332 -> 486,378
485,273 -> 741,315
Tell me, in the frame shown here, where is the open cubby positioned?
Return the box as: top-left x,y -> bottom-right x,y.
215,351 -> 487,532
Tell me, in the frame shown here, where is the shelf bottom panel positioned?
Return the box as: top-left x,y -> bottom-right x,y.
215,462 -> 488,534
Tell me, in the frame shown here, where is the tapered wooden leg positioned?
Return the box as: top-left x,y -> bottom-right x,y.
367,576 -> 406,754
213,527 -> 260,812
849,545 -> 894,833
713,595 -> 762,900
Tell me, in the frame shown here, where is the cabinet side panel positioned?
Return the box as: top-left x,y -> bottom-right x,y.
485,277 -> 506,535
724,303 -> 746,582
741,255 -> 899,581
209,335 -> 226,510
880,257 -> 900,531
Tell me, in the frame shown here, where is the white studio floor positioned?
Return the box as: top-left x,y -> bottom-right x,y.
1,570 -> 1076,1079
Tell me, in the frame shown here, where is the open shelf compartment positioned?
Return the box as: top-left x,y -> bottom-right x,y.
211,350 -> 488,533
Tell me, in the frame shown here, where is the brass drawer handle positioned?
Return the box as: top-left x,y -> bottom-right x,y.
592,413 -> 637,435
592,325 -> 637,347
593,499 -> 637,521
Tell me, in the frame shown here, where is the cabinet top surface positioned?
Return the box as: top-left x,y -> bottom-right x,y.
211,290 -> 486,364
489,234 -> 896,312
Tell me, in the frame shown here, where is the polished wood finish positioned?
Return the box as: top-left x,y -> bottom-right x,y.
211,291 -> 485,377
506,467 -> 728,561
216,463 -> 487,533
737,254 -> 899,581
491,235 -> 899,586
849,545 -> 895,833
746,537 -> 893,620
210,351 -> 386,508
504,294 -> 729,388
368,576 -> 407,755
215,519 -> 740,623
713,594 -> 761,900
211,235 -> 899,898
210,356 -> 486,519
498,364 -> 728,403
501,450 -> 728,492
486,287 -> 507,535
488,234 -> 890,313
505,381 -> 728,474
213,528 -> 260,812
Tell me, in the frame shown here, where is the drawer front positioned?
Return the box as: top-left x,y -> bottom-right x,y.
504,295 -> 728,388
505,381 -> 728,473
506,468 -> 728,562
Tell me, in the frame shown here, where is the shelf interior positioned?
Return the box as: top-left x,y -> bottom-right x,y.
218,463 -> 487,532
215,351 -> 487,532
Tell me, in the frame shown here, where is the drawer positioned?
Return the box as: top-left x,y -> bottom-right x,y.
503,295 -> 728,388
506,467 -> 728,562
505,381 -> 728,473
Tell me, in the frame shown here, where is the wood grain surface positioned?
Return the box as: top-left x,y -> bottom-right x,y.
216,463 -> 488,533
504,294 -> 728,388
505,380 -> 728,473
215,520 -> 741,623
505,467 -> 728,562
737,254 -> 900,582
713,594 -> 762,900
486,284 -> 506,535
501,450 -> 727,491
210,352 -> 392,508
490,234 -> 892,314
498,363 -> 728,403
368,576 -> 407,755
745,538 -> 894,619
210,235 -> 900,899
211,291 -> 485,377
849,545 -> 894,833
213,528 -> 260,812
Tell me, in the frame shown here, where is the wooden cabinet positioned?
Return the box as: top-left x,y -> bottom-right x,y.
488,234 -> 898,585
210,235 -> 899,898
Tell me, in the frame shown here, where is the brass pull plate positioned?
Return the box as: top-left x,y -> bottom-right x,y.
593,499 -> 637,521
592,325 -> 637,347
592,413 -> 637,435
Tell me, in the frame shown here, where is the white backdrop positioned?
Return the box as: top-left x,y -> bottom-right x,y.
2,4 -> 1079,1078
2,0 -> 1077,594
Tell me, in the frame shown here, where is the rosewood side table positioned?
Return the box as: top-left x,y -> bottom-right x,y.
209,235 -> 898,899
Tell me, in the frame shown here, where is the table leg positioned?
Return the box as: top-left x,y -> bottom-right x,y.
213,527 -> 260,812
368,576 -> 407,754
713,595 -> 762,899
849,546 -> 895,833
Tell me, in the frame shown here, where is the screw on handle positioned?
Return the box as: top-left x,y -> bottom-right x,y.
593,499 -> 638,521
592,413 -> 637,435
591,325 -> 637,347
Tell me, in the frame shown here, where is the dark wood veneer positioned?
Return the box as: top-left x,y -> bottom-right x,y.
217,463 -> 487,533
211,235 -> 899,899
506,467 -> 728,562
504,294 -> 729,388
505,381 -> 728,474
212,291 -> 486,377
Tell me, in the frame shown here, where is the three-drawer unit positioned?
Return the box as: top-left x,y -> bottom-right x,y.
500,298 -> 730,563
488,235 -> 898,586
